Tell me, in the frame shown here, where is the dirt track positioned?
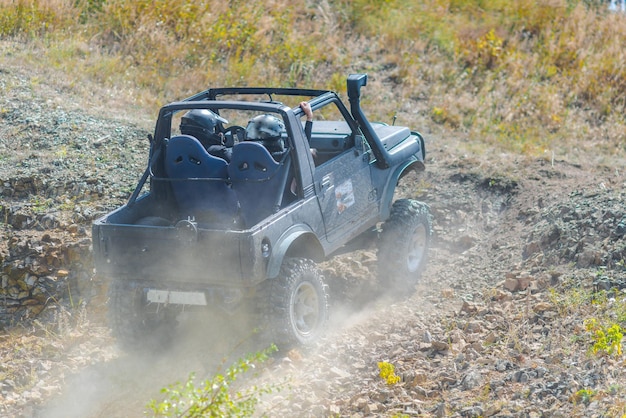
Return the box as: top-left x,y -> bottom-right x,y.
2,62 -> 626,417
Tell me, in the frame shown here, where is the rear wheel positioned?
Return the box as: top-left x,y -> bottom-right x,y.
257,258 -> 329,349
108,280 -> 178,351
378,199 -> 432,292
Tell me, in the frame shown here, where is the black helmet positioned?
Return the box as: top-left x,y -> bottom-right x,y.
180,109 -> 228,146
245,114 -> 286,154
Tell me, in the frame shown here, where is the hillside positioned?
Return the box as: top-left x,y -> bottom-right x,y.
1,1 -> 626,416
1,52 -> 626,417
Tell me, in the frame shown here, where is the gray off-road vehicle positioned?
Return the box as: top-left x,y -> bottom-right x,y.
92,74 -> 431,350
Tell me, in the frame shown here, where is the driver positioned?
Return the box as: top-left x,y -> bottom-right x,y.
180,109 -> 232,162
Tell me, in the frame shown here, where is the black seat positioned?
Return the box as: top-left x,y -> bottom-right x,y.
228,141 -> 291,228
165,135 -> 238,225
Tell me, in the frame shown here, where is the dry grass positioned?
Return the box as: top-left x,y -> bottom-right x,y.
0,0 -> 624,158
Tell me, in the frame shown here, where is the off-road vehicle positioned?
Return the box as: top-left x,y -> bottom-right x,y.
92,74 -> 432,349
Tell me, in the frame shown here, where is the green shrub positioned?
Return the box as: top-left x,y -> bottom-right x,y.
572,388 -> 595,406
147,345 -> 279,418
585,319 -> 624,357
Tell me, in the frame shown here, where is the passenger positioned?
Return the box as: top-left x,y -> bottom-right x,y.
180,109 -> 232,162
245,110 -> 317,160
244,110 -> 318,196
245,114 -> 288,160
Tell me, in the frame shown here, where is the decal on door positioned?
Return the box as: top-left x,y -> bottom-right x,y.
335,179 -> 355,214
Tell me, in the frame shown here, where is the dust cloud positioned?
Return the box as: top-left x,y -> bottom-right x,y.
34,296 -> 267,417
32,226 -> 274,416
33,245 -> 403,417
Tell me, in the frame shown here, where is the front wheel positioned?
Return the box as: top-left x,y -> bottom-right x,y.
257,258 -> 329,349
377,199 -> 432,292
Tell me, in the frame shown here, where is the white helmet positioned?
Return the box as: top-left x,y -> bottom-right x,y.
245,114 -> 285,141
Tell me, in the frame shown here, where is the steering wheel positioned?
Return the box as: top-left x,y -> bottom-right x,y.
223,126 -> 246,146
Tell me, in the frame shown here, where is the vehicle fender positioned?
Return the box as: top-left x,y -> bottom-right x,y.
266,224 -> 325,279
380,158 -> 425,220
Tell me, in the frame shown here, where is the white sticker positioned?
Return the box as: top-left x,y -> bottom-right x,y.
335,180 -> 355,213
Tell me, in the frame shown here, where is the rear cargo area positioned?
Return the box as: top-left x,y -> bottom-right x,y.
91,194 -> 250,287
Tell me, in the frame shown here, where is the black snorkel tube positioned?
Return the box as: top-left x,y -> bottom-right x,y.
347,74 -> 423,169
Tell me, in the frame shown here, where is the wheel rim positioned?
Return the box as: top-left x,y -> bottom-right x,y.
407,223 -> 427,272
290,281 -> 320,337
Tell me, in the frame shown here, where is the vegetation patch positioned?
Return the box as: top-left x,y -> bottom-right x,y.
148,345 -> 280,418
0,0 -> 624,158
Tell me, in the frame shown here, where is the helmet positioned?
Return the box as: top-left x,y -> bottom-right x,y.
180,109 -> 228,146
245,114 -> 285,141
245,114 -> 286,154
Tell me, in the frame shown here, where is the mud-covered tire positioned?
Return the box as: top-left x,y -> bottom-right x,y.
377,199 -> 432,291
108,280 -> 178,351
257,258 -> 329,349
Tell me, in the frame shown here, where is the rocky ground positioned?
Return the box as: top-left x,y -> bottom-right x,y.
2,61 -> 626,418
